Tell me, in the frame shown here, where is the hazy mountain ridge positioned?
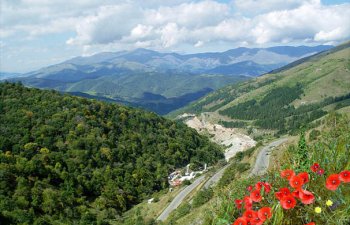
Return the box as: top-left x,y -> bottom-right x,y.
62,45 -> 332,73
11,45 -> 332,115
0,72 -> 24,80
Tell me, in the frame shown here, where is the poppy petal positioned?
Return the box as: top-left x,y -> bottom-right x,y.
326,174 -> 341,191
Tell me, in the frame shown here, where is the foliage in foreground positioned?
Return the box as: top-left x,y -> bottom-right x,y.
209,113 -> 350,225
0,82 -> 223,224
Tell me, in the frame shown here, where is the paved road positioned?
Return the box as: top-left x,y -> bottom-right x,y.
157,138 -> 288,221
249,137 -> 289,176
157,175 -> 205,221
203,164 -> 230,189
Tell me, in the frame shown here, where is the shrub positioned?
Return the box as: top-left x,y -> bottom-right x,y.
192,188 -> 214,208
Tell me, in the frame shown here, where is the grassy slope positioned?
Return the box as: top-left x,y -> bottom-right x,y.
211,113 -> 350,225
116,186 -> 184,224
169,41 -> 350,119
160,42 -> 350,224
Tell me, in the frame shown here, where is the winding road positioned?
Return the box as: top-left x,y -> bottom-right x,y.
203,164 -> 230,189
157,137 -> 289,221
157,175 -> 205,221
249,137 -> 289,176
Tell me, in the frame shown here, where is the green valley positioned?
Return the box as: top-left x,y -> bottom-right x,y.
2,1 -> 350,225
1,42 -> 349,225
13,46 -> 331,115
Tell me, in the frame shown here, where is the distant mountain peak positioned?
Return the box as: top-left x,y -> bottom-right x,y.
131,48 -> 159,54
13,44 -> 334,114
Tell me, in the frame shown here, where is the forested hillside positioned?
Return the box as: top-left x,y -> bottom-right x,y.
0,82 -> 223,224
171,42 -> 350,134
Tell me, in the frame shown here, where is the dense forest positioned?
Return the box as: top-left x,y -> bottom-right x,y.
220,84 -> 350,133
0,82 -> 223,224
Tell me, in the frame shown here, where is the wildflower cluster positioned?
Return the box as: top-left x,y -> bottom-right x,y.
325,170 -> 350,191
233,182 -> 272,225
310,163 -> 324,175
276,169 -> 314,209
231,163 -> 350,225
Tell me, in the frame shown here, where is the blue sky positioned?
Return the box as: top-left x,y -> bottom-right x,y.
323,0 -> 349,4
1,0 -> 349,73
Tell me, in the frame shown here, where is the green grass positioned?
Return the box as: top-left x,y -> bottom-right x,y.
114,187 -> 184,224
208,113 -> 350,225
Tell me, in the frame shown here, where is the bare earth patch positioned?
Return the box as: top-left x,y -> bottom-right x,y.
183,113 -> 256,161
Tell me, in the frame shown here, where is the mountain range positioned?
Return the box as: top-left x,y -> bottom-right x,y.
8,45 -> 332,114
0,72 -> 24,80
172,41 -> 350,134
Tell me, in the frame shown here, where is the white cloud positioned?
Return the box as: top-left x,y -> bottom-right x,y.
233,0 -> 319,15
2,0 -> 349,48
67,4 -> 143,45
158,23 -> 187,48
314,28 -> 347,41
250,2 -> 350,44
129,24 -> 154,40
194,40 -> 204,47
145,1 -> 229,27
65,0 -> 349,49
1,0 -> 350,72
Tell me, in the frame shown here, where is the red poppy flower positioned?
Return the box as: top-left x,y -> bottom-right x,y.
247,185 -> 253,192
289,175 -> 304,190
280,187 -> 291,195
317,169 -> 324,175
339,170 -> 350,183
243,210 -> 257,220
233,217 -> 247,225
263,182 -> 271,193
275,192 -> 283,200
258,207 -> 272,221
275,187 -> 291,200
292,190 -> 300,199
299,189 -> 315,204
250,189 -> 262,202
298,172 -> 309,184
246,219 -> 255,225
326,174 -> 341,191
244,196 -> 253,210
280,195 -> 297,209
252,215 -> 264,225
281,169 -> 295,180
304,222 -> 315,225
235,199 -> 243,209
310,163 -> 320,172
255,182 -> 264,191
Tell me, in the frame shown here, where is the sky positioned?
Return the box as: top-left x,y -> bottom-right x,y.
0,0 -> 350,73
